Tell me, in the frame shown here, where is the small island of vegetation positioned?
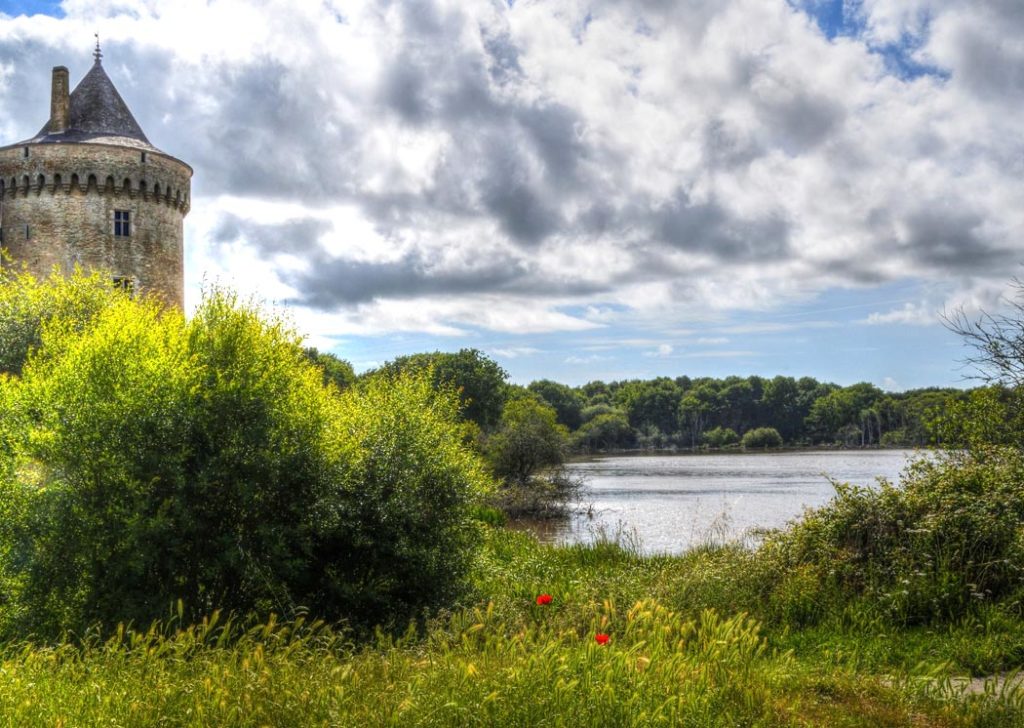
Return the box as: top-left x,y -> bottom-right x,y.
1,268 -> 1023,725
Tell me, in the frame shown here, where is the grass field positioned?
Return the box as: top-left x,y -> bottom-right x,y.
0,527 -> 1022,727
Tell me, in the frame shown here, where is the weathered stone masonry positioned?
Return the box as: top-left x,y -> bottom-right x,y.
0,47 -> 192,308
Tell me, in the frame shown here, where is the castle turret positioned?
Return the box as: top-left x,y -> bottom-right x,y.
0,42 -> 192,308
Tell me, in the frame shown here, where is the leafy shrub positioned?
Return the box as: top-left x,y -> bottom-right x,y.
879,429 -> 909,447
702,426 -> 739,448
0,287 -> 489,636
764,448 -> 1024,624
741,427 -> 783,449
0,266 -> 122,376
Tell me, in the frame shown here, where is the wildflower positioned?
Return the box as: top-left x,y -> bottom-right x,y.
536,594 -> 553,606
595,633 -> 610,645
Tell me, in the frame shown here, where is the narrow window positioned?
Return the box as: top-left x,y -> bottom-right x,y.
114,210 -> 131,237
24,225 -> 29,240
112,276 -> 135,298
22,147 -> 29,159
140,152 -> 147,163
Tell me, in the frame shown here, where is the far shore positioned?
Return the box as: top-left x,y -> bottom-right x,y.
568,444 -> 931,460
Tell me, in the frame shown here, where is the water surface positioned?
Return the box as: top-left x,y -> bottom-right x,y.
515,450 -> 922,554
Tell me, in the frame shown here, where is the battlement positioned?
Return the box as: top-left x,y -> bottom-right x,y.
1,170 -> 190,213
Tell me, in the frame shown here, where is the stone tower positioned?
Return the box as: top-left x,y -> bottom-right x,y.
0,43 -> 192,308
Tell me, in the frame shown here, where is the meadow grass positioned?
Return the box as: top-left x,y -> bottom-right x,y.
0,528 -> 1022,726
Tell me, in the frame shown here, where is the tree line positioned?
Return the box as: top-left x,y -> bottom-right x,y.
322,348 -> 973,454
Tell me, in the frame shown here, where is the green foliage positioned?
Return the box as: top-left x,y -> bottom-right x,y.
372,348 -> 509,431
615,377 -> 681,434
579,402 -> 615,423
325,373 -> 491,622
765,448 -> 1024,625
804,382 -> 885,445
0,266 -> 124,376
527,379 -> 584,430
0,530 -> 1015,726
741,427 -> 783,449
929,386 -> 1023,449
571,412 -> 636,451
677,382 -> 720,447
0,287 -> 488,636
701,426 -> 739,448
486,396 -> 568,485
302,346 -> 356,390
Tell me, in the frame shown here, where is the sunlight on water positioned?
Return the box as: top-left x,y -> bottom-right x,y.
513,450 -> 924,554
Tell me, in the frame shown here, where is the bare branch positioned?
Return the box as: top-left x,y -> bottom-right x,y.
942,278 -> 1024,387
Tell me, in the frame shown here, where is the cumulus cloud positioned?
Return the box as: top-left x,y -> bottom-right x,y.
0,0 -> 1020,340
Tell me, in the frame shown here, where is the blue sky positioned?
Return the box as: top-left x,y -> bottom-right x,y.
1,0 -> 1020,390
0,1 -> 62,17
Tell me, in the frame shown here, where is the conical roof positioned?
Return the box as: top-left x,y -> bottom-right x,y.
17,56 -> 162,153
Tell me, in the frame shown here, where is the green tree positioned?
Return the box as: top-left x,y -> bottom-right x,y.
761,376 -> 803,442
616,378 -> 682,434
580,402 -> 616,423
805,383 -> 884,444
486,396 -> 568,485
678,383 -> 720,448
572,412 -> 636,451
528,379 -> 585,430
303,347 -> 356,390
371,349 -> 509,431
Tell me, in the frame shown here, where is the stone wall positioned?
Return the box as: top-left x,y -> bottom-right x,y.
0,142 -> 192,308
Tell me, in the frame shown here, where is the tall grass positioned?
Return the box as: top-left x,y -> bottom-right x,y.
0,529 -> 1021,726
4,448 -> 1024,724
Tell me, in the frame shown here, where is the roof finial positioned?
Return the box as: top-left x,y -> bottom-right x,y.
93,33 -> 102,64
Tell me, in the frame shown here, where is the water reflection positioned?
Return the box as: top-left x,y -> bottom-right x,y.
511,450 -> 923,555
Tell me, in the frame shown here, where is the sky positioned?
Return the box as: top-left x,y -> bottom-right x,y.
0,0 -> 1021,390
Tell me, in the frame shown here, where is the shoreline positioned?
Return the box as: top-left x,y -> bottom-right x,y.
567,444 -> 931,461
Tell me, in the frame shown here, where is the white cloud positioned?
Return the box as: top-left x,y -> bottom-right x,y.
491,346 -> 541,359
862,302 -> 938,326
643,343 -> 674,358
881,376 -> 901,391
0,0 -> 1020,341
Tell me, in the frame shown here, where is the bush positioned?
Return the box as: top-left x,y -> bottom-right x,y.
0,265 -> 123,376
764,448 -> 1024,624
0,287 -> 489,636
486,396 -> 568,485
702,426 -> 739,448
741,427 -> 783,449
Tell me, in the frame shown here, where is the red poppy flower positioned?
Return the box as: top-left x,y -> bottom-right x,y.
595,633 -> 610,645
536,594 -> 553,605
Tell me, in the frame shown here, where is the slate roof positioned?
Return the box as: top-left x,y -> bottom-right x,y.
13,58 -> 163,154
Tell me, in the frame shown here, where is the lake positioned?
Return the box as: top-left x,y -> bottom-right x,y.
515,449 -> 924,554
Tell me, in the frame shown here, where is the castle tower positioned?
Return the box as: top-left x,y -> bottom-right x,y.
0,43 -> 192,308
